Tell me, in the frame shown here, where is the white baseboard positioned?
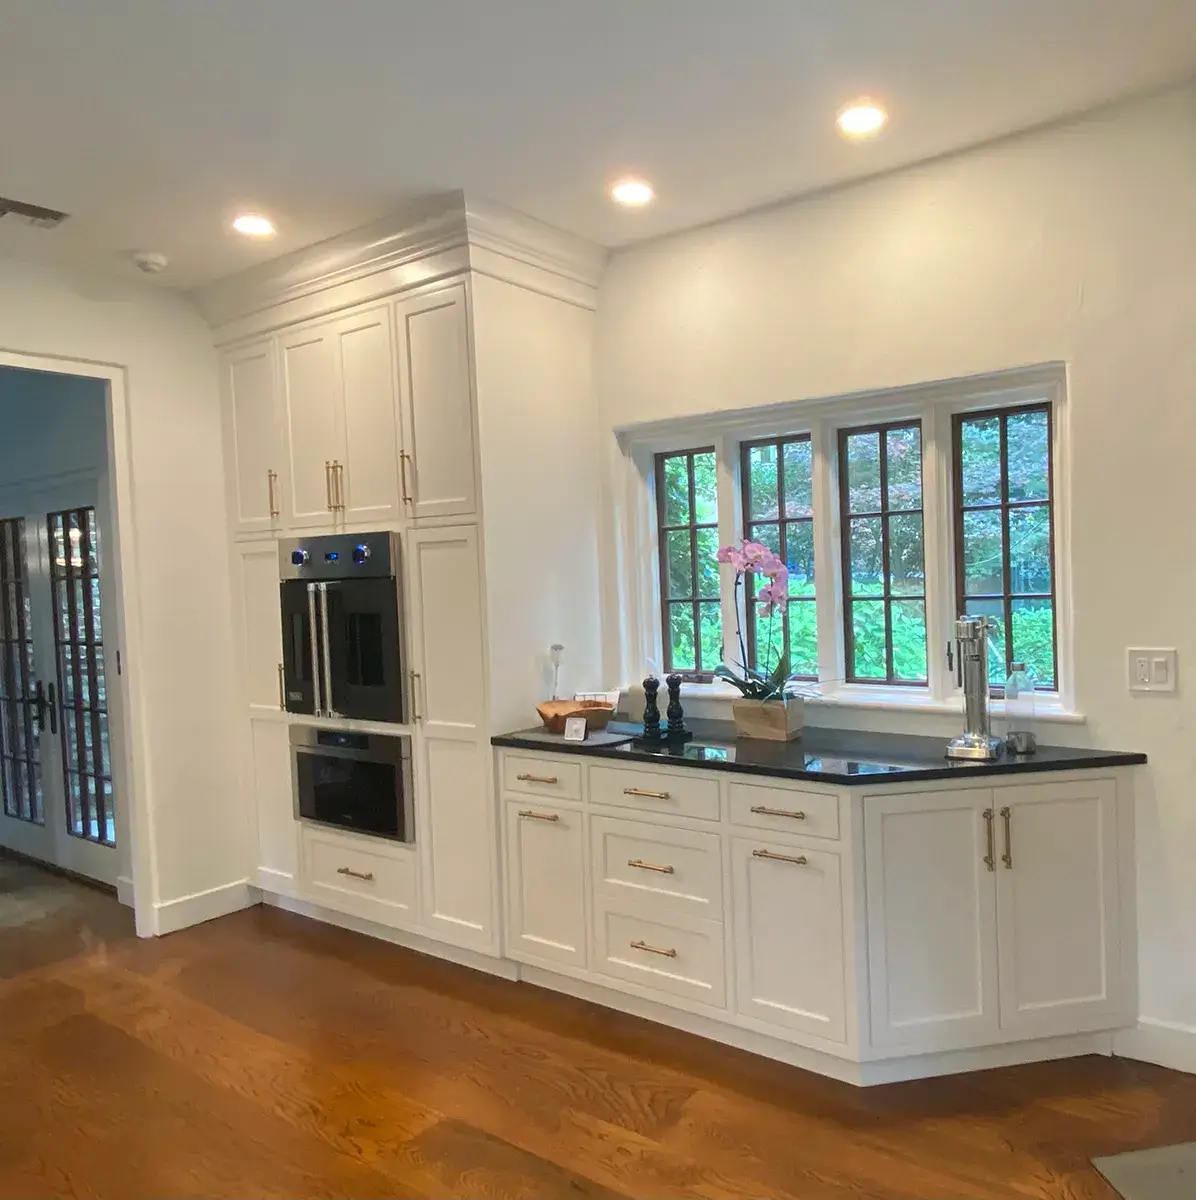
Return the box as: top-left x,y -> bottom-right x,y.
155,879 -> 260,935
262,891 -> 518,981
116,874 -> 135,907
1114,1019 -> 1196,1076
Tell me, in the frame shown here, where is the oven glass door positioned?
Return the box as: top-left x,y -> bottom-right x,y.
280,579 -> 318,715
323,578 -> 404,724
294,732 -> 413,841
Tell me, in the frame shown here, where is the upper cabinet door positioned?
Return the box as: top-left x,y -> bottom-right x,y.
995,778 -> 1123,1037
395,282 -> 478,523
279,321 -> 342,530
864,789 -> 1000,1054
221,339 -> 283,537
334,305 -> 402,527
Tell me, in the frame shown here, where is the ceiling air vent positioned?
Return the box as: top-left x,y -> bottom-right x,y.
0,196 -> 70,229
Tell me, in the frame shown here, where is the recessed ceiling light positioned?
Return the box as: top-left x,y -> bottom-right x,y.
232,213 -> 276,237
610,179 -> 654,207
837,100 -> 888,140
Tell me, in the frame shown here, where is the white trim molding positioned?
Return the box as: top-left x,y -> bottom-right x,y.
1115,1019 -> 1196,1076
154,879 -> 260,935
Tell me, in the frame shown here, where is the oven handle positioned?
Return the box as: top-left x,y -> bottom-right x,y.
319,581 -> 336,718
307,582 -> 322,717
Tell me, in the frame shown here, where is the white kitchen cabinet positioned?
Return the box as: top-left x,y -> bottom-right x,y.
279,319 -> 341,529
232,542 -> 283,715
865,789 -> 1000,1053
504,799 -> 587,969
395,282 -> 478,523
250,718 -> 297,895
731,837 -> 847,1043
995,778 -> 1122,1036
407,524 -> 495,949
221,338 -> 283,537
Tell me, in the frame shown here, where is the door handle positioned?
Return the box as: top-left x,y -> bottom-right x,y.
267,469 -> 279,519
325,460 -> 334,512
307,582 -> 322,717
336,462 -> 346,511
47,682 -> 57,736
277,663 -> 285,710
410,670 -> 422,722
399,451 -> 413,506
1000,806 -> 1013,869
982,808 -> 996,872
319,581 -> 336,717
32,680 -> 45,734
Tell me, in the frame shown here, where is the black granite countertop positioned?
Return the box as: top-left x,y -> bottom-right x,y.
491,721 -> 1146,786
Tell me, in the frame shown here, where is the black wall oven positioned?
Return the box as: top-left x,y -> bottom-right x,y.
292,725 -> 414,842
279,532 -> 405,724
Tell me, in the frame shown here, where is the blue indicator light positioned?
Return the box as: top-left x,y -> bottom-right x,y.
325,552 -> 339,562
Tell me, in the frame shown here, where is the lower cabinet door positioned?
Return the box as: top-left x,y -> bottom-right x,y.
731,838 -> 847,1043
251,718 -> 298,894
504,800 -> 586,969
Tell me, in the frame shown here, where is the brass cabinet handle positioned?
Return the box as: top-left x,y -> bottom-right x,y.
982,808 -> 996,872
336,866 -> 374,882
624,787 -> 671,800
267,469 -> 279,518
518,809 -> 560,822
752,849 -> 808,866
516,773 -> 559,785
277,662 -> 285,710
630,939 -> 677,959
1000,806 -> 1013,869
325,460 -> 334,511
750,804 -> 807,820
399,450 -> 414,505
335,461 -> 345,511
628,858 -> 675,875
410,670 -> 422,723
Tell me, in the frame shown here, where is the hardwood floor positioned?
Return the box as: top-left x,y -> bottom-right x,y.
0,860 -> 1192,1199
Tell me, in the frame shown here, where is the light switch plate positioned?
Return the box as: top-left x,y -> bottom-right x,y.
1127,647 -> 1178,693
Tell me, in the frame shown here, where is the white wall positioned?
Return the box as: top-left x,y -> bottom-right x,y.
0,259 -> 249,925
597,86 -> 1196,1040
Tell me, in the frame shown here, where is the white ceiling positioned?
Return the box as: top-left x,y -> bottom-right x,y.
1,0 -> 1193,289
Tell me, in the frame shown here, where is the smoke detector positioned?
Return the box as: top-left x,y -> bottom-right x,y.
130,250 -> 169,274
0,196 -> 70,229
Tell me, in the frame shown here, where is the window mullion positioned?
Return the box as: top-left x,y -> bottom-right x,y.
716,434 -> 741,673
922,403 -> 954,703
810,418 -> 842,688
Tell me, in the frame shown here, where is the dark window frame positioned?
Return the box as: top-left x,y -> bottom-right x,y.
952,402 -> 1057,689
654,448 -> 719,681
838,420 -> 928,686
0,518 -> 41,825
740,434 -> 817,680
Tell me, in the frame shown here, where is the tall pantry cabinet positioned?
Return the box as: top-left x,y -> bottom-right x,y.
205,198 -> 607,957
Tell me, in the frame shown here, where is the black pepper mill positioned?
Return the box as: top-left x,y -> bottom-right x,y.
665,673 -> 693,744
641,676 -> 661,739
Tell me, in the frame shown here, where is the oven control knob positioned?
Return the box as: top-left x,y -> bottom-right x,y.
352,544 -> 370,565
290,548 -> 309,567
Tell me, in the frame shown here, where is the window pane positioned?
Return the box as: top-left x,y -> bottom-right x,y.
885,426 -> 922,511
662,456 -> 690,526
892,600 -> 928,682
964,598 -> 1007,680
845,432 -> 881,514
849,517 -> 883,597
888,514 -> 925,596
962,509 -> 1004,594
959,416 -> 1002,506
746,444 -> 779,521
1011,599 -> 1055,687
749,522 -> 781,562
668,604 -> 696,671
783,439 -> 813,518
666,530 -> 692,599
694,528 -> 721,599
693,452 -> 718,524
698,602 -> 723,671
785,521 -> 815,597
848,600 -> 887,680
753,603 -> 785,675
1006,409 -> 1050,502
1008,505 -> 1051,594
789,600 -> 818,677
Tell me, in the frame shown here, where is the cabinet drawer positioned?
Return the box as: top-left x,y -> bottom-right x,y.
594,901 -> 726,1008
590,764 -> 719,822
592,815 -> 722,921
729,780 -> 840,841
301,826 -> 417,925
502,754 -> 583,801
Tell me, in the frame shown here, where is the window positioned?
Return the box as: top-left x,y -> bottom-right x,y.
953,404 -> 1056,688
839,422 -> 927,684
655,448 -> 722,677
0,518 -> 41,825
742,436 -> 817,678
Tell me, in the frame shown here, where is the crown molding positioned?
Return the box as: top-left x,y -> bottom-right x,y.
193,191 -> 607,337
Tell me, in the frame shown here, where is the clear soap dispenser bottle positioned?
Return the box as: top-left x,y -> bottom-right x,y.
1004,662 -> 1037,755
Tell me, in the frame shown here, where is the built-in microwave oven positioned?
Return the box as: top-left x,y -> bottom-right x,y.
279,532 -> 405,724
291,725 -> 414,842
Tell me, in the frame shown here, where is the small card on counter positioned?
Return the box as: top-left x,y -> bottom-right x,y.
563,716 -> 588,742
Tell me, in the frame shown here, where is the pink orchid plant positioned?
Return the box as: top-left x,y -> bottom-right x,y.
714,539 -> 793,701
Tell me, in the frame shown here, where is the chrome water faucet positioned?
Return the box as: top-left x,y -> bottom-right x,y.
947,616 -> 1003,761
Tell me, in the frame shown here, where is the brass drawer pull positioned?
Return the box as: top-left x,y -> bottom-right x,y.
628,858 -> 675,875
336,866 -> 374,882
516,773 -> 559,785
982,808 -> 996,872
630,939 -> 678,959
750,804 -> 807,820
752,849 -> 808,866
624,787 -> 671,800
1000,805 -> 1013,869
518,809 -> 560,822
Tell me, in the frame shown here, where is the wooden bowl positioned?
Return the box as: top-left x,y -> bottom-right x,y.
536,699 -> 615,735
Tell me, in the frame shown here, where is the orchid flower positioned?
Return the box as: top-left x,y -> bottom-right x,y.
713,538 -> 794,700
757,578 -> 789,616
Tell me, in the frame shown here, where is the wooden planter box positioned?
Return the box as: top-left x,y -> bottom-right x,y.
731,698 -> 804,741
